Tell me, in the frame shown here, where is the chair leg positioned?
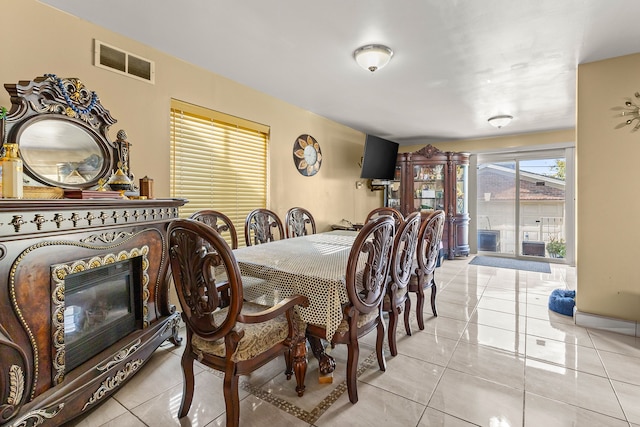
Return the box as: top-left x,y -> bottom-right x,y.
430,280 -> 438,317
284,348 -> 293,380
387,306 -> 399,356
416,285 -> 426,330
403,297 -> 412,336
178,351 -> 195,418
376,318 -> 387,372
346,340 -> 359,404
223,370 -> 241,427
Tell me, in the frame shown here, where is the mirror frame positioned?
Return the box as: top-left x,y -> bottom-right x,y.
3,74 -> 119,189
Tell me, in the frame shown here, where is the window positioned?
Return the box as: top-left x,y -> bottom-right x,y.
170,100 -> 269,245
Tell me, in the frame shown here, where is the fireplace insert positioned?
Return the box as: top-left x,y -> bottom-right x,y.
63,257 -> 143,372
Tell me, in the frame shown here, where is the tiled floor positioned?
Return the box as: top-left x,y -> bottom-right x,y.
69,257 -> 640,427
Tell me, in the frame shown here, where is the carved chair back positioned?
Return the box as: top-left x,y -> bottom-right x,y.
169,219 -> 242,339
365,207 -> 404,230
417,210 -> 445,277
384,211 -> 421,355
305,215 -> 395,404
409,209 -> 445,328
285,207 -> 316,238
190,209 -> 239,249
244,208 -> 284,246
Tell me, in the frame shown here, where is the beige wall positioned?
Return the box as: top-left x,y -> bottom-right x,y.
577,52 -> 640,321
0,0 -> 382,232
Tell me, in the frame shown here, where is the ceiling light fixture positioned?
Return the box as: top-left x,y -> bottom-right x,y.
488,115 -> 513,129
354,44 -> 394,72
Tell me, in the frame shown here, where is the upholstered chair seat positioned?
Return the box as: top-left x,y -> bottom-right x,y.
192,302 -> 306,362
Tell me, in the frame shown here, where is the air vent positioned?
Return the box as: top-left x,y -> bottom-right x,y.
94,40 -> 155,84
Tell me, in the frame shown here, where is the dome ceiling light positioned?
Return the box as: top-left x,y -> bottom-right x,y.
353,44 -> 394,72
488,115 -> 513,129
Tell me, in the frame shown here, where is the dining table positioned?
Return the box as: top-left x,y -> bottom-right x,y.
232,230 -> 359,376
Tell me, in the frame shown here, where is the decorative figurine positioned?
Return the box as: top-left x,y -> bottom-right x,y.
115,129 -> 136,189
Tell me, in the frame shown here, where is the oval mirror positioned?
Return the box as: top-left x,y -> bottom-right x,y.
18,118 -> 108,188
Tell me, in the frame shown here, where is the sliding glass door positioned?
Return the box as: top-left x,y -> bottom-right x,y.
477,149 -> 573,263
477,160 -> 516,255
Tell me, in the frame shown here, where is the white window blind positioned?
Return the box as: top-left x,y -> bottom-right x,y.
170,100 -> 268,245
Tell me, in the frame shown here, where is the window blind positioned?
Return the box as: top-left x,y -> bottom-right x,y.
170,100 -> 268,246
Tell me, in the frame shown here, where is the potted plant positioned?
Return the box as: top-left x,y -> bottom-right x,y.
546,238 -> 566,258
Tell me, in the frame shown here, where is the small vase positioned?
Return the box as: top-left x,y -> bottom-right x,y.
1,143 -> 23,199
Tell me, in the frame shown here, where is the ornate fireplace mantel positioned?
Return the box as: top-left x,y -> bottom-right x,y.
0,197 -> 185,427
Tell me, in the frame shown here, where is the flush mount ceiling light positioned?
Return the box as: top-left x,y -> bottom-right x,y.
354,44 -> 394,72
488,115 -> 513,129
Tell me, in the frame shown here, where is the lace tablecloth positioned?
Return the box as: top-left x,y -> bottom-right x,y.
233,231 -> 358,340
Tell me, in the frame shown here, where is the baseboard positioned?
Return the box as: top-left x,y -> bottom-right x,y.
574,308 -> 639,337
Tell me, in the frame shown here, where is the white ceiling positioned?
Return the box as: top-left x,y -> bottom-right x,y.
41,0 -> 640,145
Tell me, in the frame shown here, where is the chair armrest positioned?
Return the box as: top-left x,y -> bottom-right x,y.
238,294 -> 309,324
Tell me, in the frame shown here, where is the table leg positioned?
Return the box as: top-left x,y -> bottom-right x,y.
293,338 -> 307,397
306,334 -> 336,375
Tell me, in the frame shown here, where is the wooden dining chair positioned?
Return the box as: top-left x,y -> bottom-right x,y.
285,207 -> 316,238
306,215 -> 395,404
383,211 -> 421,356
365,207 -> 404,230
168,219 -> 309,427
190,209 -> 238,249
244,208 -> 285,246
408,209 -> 445,330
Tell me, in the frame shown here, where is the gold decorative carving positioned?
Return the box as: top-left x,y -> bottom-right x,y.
98,211 -> 109,224
10,216 -> 25,233
160,315 -> 181,337
85,212 -> 95,225
30,76 -> 104,130
31,214 -> 46,231
10,403 -> 64,427
80,231 -> 133,244
7,365 -> 25,406
50,246 -> 150,385
53,213 -> 64,228
96,339 -> 141,372
82,360 -> 143,411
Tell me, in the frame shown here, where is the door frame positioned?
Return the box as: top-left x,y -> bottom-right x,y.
470,145 -> 575,266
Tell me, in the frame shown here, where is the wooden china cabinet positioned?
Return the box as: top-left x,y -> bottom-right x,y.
387,144 -> 470,259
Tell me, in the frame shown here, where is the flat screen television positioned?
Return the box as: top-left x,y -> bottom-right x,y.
360,135 -> 399,180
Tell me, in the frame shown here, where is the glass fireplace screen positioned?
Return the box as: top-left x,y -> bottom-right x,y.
63,257 -> 142,372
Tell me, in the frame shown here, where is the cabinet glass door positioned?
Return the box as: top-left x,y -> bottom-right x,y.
387,164 -> 402,209
456,164 -> 468,214
412,164 -> 445,213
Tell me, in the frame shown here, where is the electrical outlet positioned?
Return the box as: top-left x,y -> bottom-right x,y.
355,181 -> 363,189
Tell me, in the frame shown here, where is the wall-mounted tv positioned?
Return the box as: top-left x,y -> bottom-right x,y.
360,134 -> 399,180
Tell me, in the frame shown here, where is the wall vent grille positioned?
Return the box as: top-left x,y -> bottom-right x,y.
94,40 -> 155,84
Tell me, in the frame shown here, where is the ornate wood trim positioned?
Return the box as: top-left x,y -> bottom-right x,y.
50,246 -> 150,386
414,144 -> 444,158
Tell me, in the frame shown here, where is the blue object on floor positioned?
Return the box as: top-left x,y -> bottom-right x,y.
548,289 -> 576,316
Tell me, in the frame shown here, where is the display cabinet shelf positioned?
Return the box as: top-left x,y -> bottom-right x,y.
386,144 -> 470,259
